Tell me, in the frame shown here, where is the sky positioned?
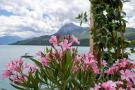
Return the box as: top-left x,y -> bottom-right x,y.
0,0 -> 135,38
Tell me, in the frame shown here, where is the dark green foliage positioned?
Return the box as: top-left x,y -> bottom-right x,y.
78,0 -> 131,66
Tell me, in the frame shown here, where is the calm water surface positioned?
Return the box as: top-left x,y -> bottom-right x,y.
0,45 -> 134,90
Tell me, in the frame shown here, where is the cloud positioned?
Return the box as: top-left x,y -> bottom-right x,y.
0,0 -> 89,38
123,0 -> 135,28
0,0 -> 134,38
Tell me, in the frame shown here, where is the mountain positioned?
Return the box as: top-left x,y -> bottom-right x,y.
0,36 -> 22,45
57,23 -> 87,34
57,23 -> 81,34
12,23 -> 89,46
12,35 -> 51,45
12,23 -> 135,46
125,28 -> 135,40
55,23 -> 89,40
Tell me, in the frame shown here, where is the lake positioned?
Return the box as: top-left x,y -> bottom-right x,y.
0,45 -> 134,90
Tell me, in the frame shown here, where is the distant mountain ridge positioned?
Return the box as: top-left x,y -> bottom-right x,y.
0,36 -> 22,45
12,23 -> 135,46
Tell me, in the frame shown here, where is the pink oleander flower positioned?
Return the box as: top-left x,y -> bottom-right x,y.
57,49 -> 63,58
129,64 -> 135,69
94,84 -> 101,90
2,70 -> 12,78
72,55 -> 84,73
84,56 -> 95,65
127,81 -> 133,89
83,53 -> 99,74
101,60 -> 107,67
120,69 -> 135,88
119,59 -> 129,68
59,39 -> 72,51
28,65 -> 37,73
12,76 -> 25,83
7,58 -> 23,72
101,80 -> 116,90
105,66 -> 119,75
75,55 -> 82,60
71,35 -> 80,44
88,52 -> 94,58
24,63 -> 37,73
90,84 -> 101,90
84,53 -> 95,65
91,63 -> 100,74
119,58 -> 135,69
118,87 -> 123,90
120,69 -> 132,81
116,81 -> 123,86
41,56 -> 48,66
3,58 -> 37,79
105,58 -> 135,75
72,66 -> 79,73
24,63 -> 30,68
116,81 -> 123,90
49,35 -> 58,46
35,51 -> 42,56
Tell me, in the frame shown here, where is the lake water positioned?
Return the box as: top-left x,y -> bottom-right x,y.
0,45 -> 134,90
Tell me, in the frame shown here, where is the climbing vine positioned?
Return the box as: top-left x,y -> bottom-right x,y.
77,0 -> 129,66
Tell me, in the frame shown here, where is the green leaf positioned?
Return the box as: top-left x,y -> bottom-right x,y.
28,73 -> 39,89
46,47 -> 49,53
29,58 -> 42,68
10,83 -> 26,90
76,13 -> 83,20
65,51 -> 72,69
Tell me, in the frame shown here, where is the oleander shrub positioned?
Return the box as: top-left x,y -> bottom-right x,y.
2,35 -> 135,90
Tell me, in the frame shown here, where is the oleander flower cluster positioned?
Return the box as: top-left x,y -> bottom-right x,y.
2,58 -> 37,89
2,35 -> 135,90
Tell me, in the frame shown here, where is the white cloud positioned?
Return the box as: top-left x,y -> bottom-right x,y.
0,0 -> 134,38
126,16 -> 135,28
123,0 -> 135,17
123,0 -> 135,28
0,0 -> 89,38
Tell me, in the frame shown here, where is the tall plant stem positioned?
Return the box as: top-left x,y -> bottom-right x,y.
90,2 -> 94,52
